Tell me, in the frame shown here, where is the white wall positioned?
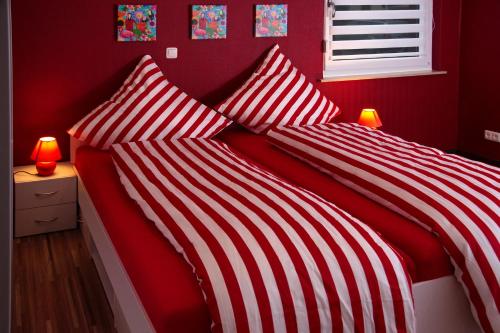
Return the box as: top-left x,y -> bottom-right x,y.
0,0 -> 12,331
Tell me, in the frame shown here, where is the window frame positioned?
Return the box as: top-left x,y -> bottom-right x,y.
323,0 -> 434,80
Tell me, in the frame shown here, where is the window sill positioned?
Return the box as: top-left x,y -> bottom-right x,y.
320,70 -> 448,83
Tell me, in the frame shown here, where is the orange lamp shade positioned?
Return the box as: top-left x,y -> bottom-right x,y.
358,108 -> 382,129
31,137 -> 62,176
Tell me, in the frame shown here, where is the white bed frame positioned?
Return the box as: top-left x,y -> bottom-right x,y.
70,137 -> 481,333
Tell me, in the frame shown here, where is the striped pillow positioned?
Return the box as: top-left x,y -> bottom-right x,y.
217,45 -> 340,134
68,55 -> 232,149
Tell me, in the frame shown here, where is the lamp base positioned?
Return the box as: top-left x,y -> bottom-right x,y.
36,161 -> 57,176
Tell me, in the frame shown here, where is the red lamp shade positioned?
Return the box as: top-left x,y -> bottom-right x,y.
31,137 -> 62,176
358,108 -> 382,129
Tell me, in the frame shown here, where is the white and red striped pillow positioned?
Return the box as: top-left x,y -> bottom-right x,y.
217,45 -> 340,134
68,55 -> 232,149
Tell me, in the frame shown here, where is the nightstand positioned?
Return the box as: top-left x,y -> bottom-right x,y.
13,162 -> 77,237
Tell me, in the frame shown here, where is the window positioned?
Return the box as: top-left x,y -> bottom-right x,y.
323,0 -> 433,79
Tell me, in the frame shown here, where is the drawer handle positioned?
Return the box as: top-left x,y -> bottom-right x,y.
35,217 -> 59,223
35,191 -> 59,198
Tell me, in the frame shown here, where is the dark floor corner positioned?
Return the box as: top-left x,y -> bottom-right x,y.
446,150 -> 500,167
12,229 -> 116,333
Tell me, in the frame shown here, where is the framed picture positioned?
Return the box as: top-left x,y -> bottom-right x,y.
255,4 -> 287,37
191,5 -> 227,40
117,5 -> 157,42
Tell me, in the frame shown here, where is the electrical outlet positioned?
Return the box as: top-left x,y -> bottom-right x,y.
484,130 -> 500,143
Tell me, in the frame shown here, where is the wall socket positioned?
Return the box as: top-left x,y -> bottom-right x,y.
484,130 -> 500,143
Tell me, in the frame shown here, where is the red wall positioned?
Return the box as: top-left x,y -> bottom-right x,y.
458,0 -> 500,161
12,0 -> 462,165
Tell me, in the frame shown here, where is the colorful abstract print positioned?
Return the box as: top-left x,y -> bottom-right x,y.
191,5 -> 227,40
117,5 -> 157,42
256,4 -> 288,37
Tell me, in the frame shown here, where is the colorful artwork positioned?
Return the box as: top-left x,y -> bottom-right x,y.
255,4 -> 288,37
117,5 -> 157,42
191,5 -> 227,40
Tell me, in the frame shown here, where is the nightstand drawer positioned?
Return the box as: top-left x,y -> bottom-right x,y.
15,203 -> 77,237
15,177 -> 76,209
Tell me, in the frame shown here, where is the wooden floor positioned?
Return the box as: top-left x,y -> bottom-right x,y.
12,228 -> 116,333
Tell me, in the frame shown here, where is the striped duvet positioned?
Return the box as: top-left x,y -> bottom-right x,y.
111,138 -> 415,333
268,122 -> 500,333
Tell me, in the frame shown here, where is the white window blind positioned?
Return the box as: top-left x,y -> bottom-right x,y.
323,0 -> 433,79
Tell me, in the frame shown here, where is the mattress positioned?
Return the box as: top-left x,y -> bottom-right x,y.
216,125 -> 454,282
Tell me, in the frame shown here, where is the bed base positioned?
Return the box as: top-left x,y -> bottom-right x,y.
71,137 -> 480,333
77,171 -> 155,333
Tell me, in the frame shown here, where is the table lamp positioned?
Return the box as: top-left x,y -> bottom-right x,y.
358,108 -> 382,129
30,137 -> 62,176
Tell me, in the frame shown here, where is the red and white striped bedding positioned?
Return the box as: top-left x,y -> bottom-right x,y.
268,123 -> 500,333
217,45 -> 340,134
68,55 -> 231,149
111,138 -> 415,333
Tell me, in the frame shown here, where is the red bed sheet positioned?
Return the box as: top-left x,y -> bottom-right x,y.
75,147 -> 211,333
217,126 -> 453,282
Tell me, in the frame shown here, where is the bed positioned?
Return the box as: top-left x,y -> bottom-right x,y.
71,128 -> 480,333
